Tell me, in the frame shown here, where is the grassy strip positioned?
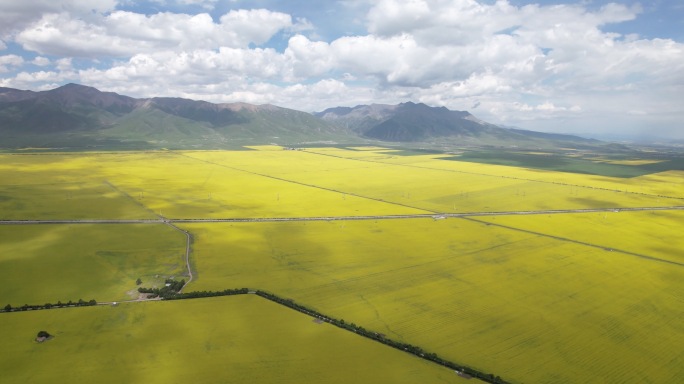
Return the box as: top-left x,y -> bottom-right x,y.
254,290 -> 511,384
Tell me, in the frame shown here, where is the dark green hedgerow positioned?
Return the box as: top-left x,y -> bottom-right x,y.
2,287 -> 511,383
254,290 -> 511,384
2,299 -> 97,312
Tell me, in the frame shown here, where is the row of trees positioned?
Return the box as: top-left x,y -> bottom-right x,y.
138,279 -> 248,300
255,290 -> 510,384
3,299 -> 97,313
2,287 -> 508,383
164,288 -> 249,300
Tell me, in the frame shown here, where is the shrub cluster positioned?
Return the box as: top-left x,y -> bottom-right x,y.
137,278 -> 186,299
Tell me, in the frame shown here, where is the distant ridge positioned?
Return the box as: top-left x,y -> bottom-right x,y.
0,84 -> 352,149
316,102 -> 598,146
0,84 -> 599,150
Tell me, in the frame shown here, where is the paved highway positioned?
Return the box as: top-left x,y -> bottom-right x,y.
2,205 -> 683,225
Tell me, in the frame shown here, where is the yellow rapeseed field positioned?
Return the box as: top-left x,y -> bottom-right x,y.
475,210 -> 684,264
0,154 -> 157,219
193,148 -> 680,214
321,148 -> 684,200
3,147 -> 683,384
0,296 -> 474,384
94,151 -> 426,218
182,218 -> 684,383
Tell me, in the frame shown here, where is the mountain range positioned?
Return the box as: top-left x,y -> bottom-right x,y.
315,102 -> 598,147
0,84 -> 598,150
0,84 -> 350,149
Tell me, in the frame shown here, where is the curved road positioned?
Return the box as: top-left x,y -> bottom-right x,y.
164,222 -> 194,292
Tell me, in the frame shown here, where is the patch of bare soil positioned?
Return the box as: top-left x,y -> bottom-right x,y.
137,293 -> 156,300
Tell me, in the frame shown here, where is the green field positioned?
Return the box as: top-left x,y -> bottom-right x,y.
443,150 -> 684,178
0,296 -> 473,383
2,146 -> 683,383
0,224 -> 187,306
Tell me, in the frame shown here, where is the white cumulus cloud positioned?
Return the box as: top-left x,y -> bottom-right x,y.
0,54 -> 24,73
32,56 -> 51,66
0,0 -> 682,138
0,0 -> 117,38
16,9 -> 293,58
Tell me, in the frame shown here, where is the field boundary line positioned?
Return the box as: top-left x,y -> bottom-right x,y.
2,205 -> 683,225
173,152 -> 437,215
303,149 -> 684,202
254,290 -> 510,384
102,180 -> 162,219
461,217 -> 684,268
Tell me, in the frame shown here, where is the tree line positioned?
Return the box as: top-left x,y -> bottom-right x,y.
164,288 -> 249,300
254,290 -> 510,384
1,286 -> 510,383
2,299 -> 97,313
138,279 -> 248,300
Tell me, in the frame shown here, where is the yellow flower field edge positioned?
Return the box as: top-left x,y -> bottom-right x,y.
1,287 -> 508,384
1,295 -> 469,384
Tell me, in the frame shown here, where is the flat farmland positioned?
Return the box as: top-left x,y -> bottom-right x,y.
475,210 -> 684,264
186,149 -> 682,214
313,148 -> 684,200
99,151 -> 425,219
0,154 -> 157,220
3,149 -> 680,221
2,146 -> 683,384
0,151 -> 425,219
182,218 -> 684,383
0,295 -> 472,384
0,224 -> 187,306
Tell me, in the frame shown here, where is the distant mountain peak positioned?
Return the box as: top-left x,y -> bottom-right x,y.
55,82 -> 91,90
316,102 -> 480,141
316,101 -> 594,146
49,83 -> 103,95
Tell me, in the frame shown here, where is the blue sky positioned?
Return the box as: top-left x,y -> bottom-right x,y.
0,1 -> 682,139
